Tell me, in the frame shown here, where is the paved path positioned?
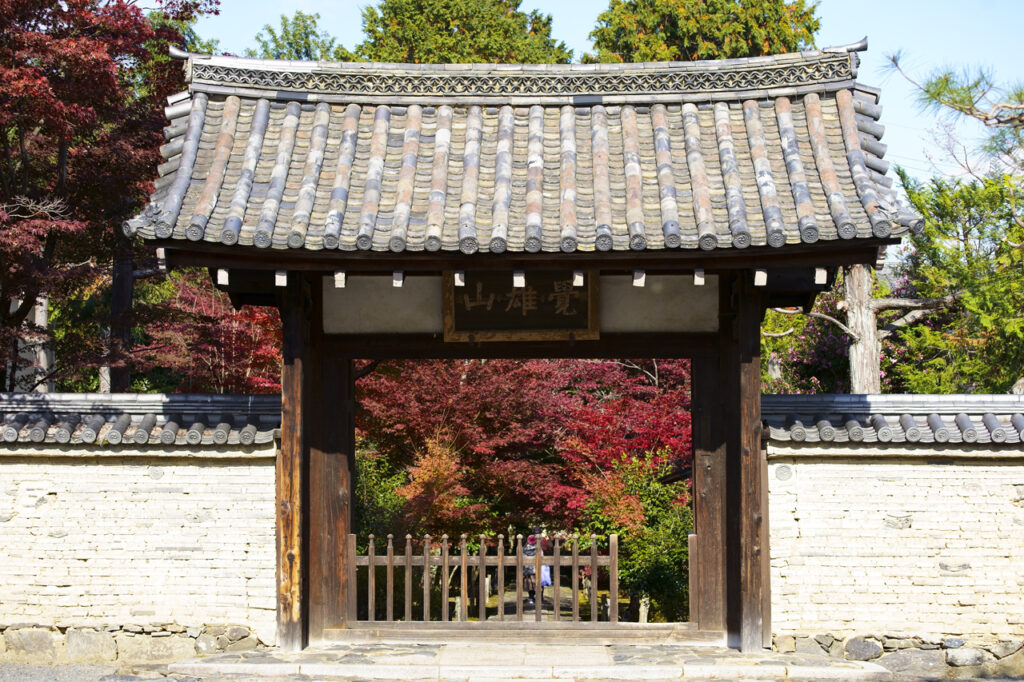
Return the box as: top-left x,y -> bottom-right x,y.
3,659 -> 1021,681
164,641 -> 891,681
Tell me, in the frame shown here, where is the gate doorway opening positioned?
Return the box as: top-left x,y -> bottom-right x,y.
345,353 -> 696,631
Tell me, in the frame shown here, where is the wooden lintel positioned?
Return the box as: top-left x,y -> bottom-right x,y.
161,239 -> 896,275
323,332 -> 718,360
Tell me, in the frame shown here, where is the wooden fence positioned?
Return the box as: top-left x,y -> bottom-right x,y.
346,533 -> 618,625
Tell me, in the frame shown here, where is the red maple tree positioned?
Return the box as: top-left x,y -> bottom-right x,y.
133,271 -> 281,394
0,0 -> 218,389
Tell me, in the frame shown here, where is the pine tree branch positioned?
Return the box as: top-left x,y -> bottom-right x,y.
879,308 -> 939,341
761,327 -> 796,338
871,294 -> 957,311
770,307 -> 860,342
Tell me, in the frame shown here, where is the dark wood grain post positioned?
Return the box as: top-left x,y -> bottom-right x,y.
691,343 -> 726,633
720,271 -> 770,652
277,272 -> 314,651
279,273 -> 354,648
309,332 -> 354,642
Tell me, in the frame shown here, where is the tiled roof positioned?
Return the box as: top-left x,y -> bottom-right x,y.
762,394 -> 1024,446
125,45 -> 920,255
0,394 -> 279,447
5,393 -> 1021,448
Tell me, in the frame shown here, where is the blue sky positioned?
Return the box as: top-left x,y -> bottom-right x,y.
195,0 -> 1024,181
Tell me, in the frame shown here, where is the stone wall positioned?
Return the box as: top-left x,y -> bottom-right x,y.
0,445 -> 277,651
768,443 -> 1024,677
768,444 -> 1024,638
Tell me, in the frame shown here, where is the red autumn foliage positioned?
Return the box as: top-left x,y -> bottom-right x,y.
0,0 -> 218,388
356,358 -> 691,530
133,271 -> 281,394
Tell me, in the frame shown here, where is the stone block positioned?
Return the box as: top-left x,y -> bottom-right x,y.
775,635 -> 796,653
877,648 -> 946,677
194,634 -> 218,655
204,626 -> 226,637
225,625 -> 249,642
3,627 -> 63,663
986,639 -> 1023,659
253,621 -> 275,647
946,647 -> 994,667
989,646 -> 1024,678
795,637 -> 824,655
225,635 -> 258,652
0,632 -> 5,656
66,628 -> 116,663
115,634 -> 195,664
943,637 -> 965,648
844,637 -> 882,661
815,633 -> 835,650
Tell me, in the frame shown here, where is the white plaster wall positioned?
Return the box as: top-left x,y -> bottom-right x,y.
768,445 -> 1024,637
0,447 -> 277,644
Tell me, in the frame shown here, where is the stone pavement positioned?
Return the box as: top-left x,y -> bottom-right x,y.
160,640 -> 892,681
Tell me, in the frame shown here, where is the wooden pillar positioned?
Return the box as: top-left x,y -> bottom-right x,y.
308,349 -> 355,641
278,272 -> 351,650
278,273 -> 311,650
720,272 -> 771,651
690,349 -> 726,632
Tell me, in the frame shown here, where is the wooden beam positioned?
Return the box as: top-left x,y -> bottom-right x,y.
691,349 -> 726,633
161,238 -> 898,274
323,332 -> 719,360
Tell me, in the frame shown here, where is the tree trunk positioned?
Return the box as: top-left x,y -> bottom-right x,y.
108,240 -> 134,392
845,264 -> 880,394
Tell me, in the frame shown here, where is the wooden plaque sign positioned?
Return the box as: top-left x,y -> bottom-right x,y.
443,271 -> 599,342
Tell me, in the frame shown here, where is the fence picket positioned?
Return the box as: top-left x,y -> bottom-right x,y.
609,534 -> 618,623
459,534 -> 469,622
367,535 -> 376,622
386,534 -> 394,622
515,534 -> 524,621
590,534 -> 599,622
571,534 -> 579,622
478,534 -> 487,622
441,534 -> 450,622
553,538 -> 561,621
496,535 -> 505,621
423,535 -> 431,621
404,535 -> 413,622
347,534 -> 357,623
535,537 -> 543,622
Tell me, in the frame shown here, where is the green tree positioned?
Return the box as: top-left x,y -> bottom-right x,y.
578,453 -> 692,621
247,11 -> 356,61
895,174 -> 1024,393
587,0 -> 819,63
357,0 -> 571,64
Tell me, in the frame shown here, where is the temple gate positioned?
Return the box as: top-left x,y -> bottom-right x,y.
126,39 -> 919,652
